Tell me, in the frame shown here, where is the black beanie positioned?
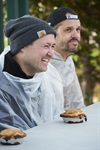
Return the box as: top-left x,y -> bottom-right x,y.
4,15 -> 56,55
47,7 -> 79,27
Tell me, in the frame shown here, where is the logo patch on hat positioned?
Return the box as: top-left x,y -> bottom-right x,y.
37,30 -> 46,38
65,14 -> 78,19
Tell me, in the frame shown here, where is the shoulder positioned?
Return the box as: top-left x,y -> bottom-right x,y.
0,46 -> 10,69
66,56 -> 75,70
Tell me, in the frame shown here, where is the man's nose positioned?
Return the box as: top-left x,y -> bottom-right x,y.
48,48 -> 54,57
71,30 -> 79,37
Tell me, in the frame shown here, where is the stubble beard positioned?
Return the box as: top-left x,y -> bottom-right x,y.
63,43 -> 78,54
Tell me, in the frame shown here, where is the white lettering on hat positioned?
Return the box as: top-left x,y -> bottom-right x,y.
65,14 -> 78,19
37,30 -> 46,38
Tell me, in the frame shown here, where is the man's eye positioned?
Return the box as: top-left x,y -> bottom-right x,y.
52,45 -> 55,49
44,45 -> 49,48
65,28 -> 71,32
77,28 -> 81,32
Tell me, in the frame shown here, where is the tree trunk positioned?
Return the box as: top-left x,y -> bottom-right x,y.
81,55 -> 95,105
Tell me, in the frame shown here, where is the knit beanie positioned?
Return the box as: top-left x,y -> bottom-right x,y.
4,15 -> 56,55
47,7 -> 79,27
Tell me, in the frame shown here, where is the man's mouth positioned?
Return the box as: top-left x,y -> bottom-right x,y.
69,38 -> 79,43
42,58 -> 49,63
68,39 -> 79,46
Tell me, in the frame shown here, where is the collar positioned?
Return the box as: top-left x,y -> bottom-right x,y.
3,52 -> 33,79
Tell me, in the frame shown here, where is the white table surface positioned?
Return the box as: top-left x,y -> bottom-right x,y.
0,102 -> 100,150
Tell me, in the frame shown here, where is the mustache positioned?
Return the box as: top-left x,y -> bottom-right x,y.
68,38 -> 79,43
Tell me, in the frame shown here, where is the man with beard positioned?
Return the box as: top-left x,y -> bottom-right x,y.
47,7 -> 85,110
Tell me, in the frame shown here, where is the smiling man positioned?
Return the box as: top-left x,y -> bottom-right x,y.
0,15 -> 64,131
47,7 -> 85,110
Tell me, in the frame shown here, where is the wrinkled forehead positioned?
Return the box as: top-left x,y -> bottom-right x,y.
56,19 -> 81,30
